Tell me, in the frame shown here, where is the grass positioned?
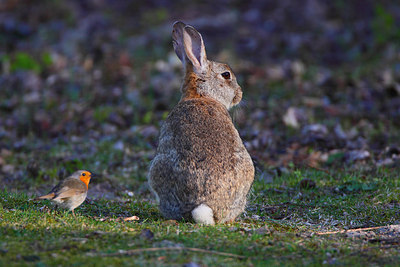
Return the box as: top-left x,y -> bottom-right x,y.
2,1 -> 400,265
1,167 -> 400,266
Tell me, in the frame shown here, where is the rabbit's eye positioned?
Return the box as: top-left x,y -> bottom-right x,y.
221,72 -> 231,79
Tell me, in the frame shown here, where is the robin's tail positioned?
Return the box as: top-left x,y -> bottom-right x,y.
33,193 -> 55,201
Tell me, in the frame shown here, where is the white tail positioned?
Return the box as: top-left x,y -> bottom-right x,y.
191,204 -> 215,225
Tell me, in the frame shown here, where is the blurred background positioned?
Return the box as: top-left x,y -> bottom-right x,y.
1,0 -> 400,196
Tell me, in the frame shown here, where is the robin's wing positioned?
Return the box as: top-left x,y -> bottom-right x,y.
52,178 -> 87,200
53,188 -> 86,201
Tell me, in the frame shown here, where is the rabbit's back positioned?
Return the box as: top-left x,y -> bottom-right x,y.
162,98 -> 240,166
149,97 -> 254,222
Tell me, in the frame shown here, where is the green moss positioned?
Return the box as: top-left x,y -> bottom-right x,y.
10,52 -> 41,73
94,106 -> 114,123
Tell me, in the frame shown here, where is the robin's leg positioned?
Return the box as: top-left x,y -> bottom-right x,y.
52,204 -> 58,215
72,210 -> 76,218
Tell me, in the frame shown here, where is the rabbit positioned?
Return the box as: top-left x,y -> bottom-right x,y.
148,21 -> 254,225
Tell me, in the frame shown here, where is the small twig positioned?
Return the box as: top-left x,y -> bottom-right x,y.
347,244 -> 400,256
88,247 -> 246,259
265,202 -> 335,208
316,225 -> 399,235
305,163 -> 332,177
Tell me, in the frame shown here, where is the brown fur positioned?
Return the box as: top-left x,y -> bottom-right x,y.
148,21 -> 254,224
149,97 -> 254,222
181,71 -> 202,100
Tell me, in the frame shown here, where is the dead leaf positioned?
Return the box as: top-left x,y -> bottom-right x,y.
123,216 -> 139,221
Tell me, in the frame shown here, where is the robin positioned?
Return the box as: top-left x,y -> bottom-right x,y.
35,170 -> 92,217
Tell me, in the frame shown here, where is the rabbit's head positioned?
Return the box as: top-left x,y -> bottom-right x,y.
172,21 -> 242,110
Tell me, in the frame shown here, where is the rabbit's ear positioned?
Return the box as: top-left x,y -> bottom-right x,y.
183,25 -> 208,74
172,21 -> 186,63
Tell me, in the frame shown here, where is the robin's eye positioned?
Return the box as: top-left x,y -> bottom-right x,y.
82,173 -> 86,176
221,72 -> 231,79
